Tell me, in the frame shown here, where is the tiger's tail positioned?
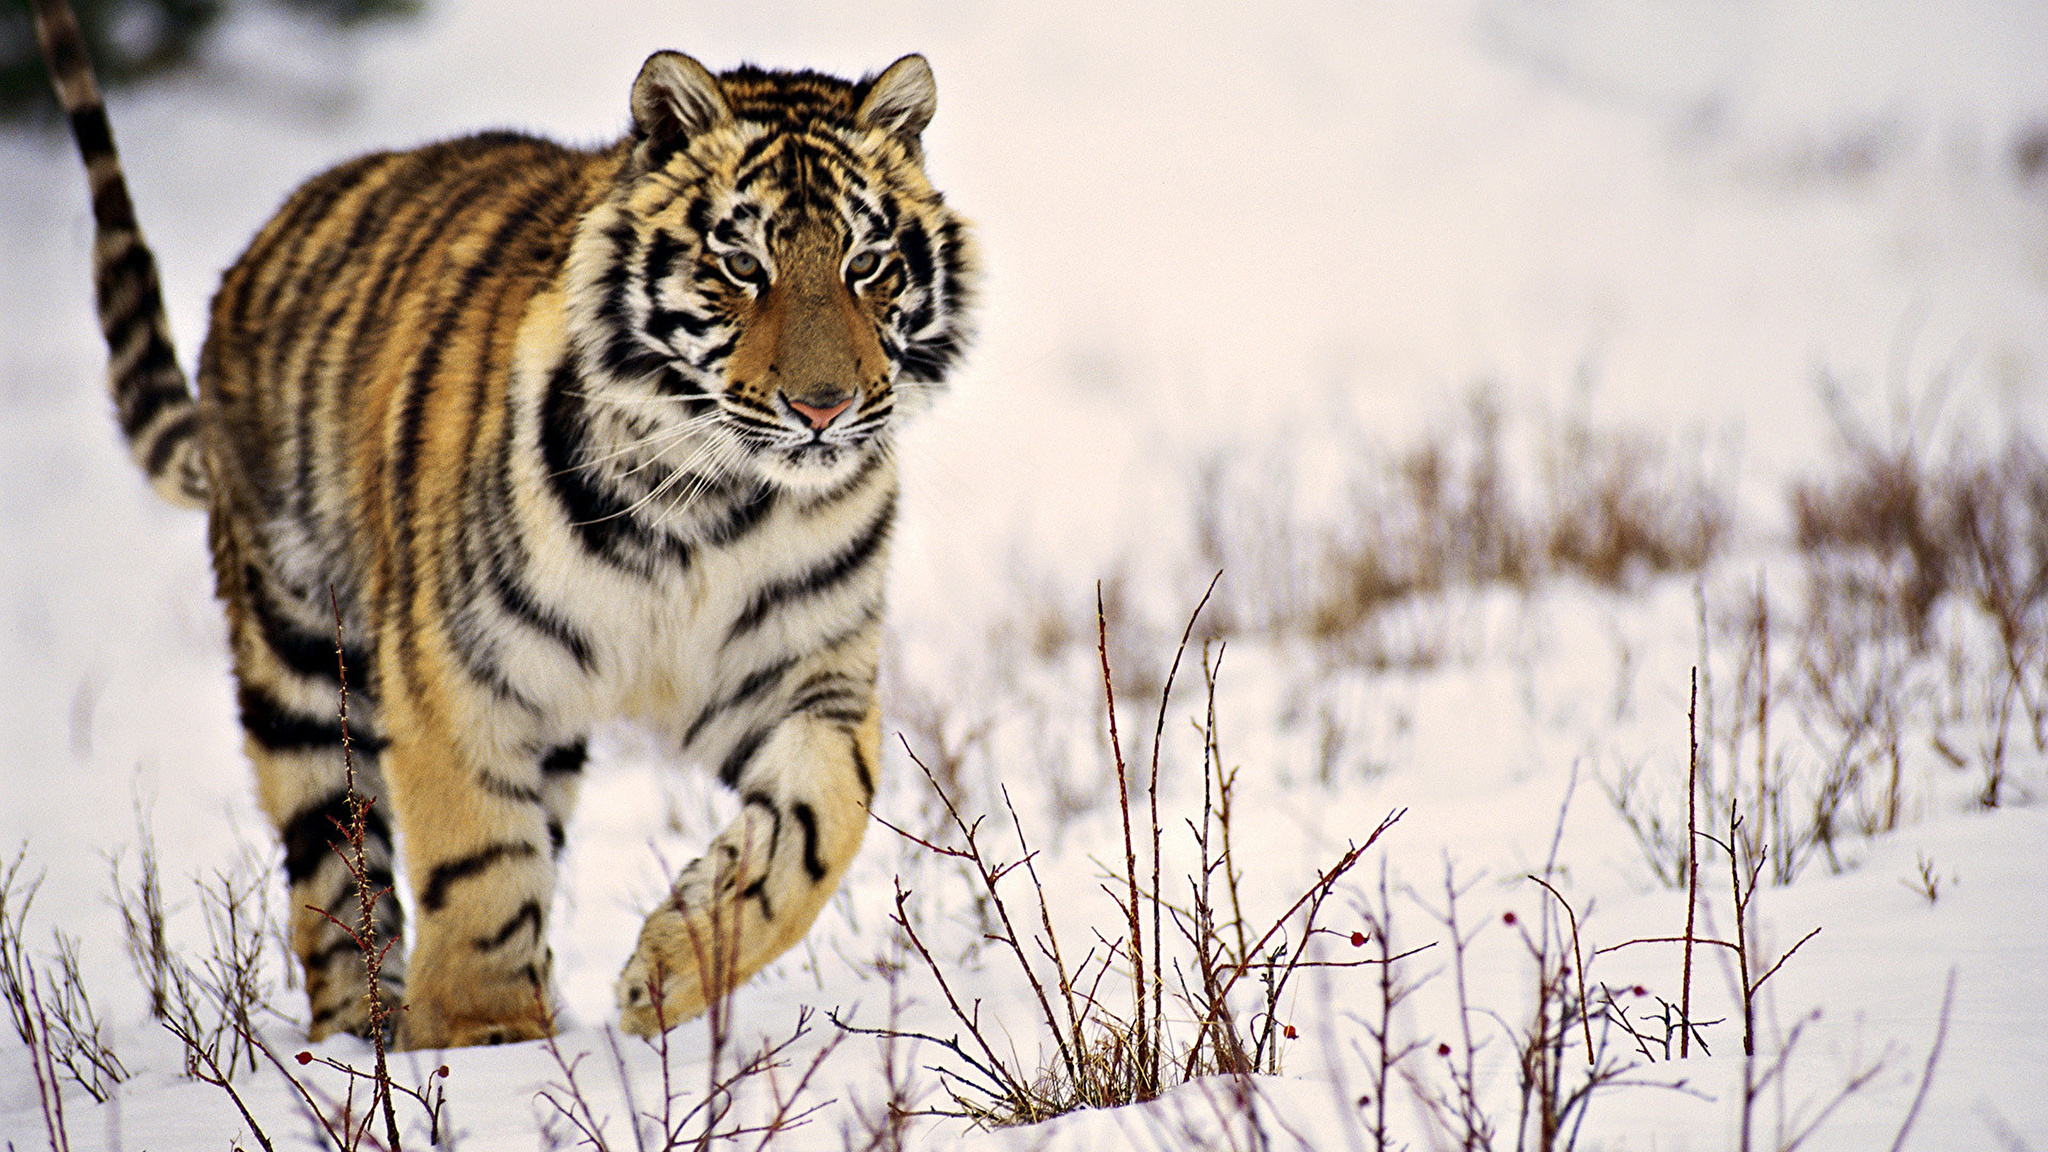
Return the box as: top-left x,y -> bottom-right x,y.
31,0 -> 208,507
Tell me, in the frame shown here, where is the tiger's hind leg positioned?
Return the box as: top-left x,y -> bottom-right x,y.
224,566 -> 405,1042
616,706 -> 877,1034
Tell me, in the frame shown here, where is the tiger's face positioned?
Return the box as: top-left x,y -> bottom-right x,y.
567,52 -> 974,495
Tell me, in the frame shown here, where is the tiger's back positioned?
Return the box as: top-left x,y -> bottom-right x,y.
203,132 -> 608,602
34,0 -> 974,1049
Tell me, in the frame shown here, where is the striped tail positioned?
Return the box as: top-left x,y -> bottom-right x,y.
31,0 -> 208,508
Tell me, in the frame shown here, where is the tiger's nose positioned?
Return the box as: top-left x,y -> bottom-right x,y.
787,392 -> 854,430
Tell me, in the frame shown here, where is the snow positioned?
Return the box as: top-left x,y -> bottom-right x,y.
2,0 -> 2044,1148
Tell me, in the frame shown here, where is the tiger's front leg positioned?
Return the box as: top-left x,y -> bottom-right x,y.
378,688 -> 585,1050
616,707 -> 877,1034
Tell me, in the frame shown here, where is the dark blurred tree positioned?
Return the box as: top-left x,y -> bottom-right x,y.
1,0 -> 421,121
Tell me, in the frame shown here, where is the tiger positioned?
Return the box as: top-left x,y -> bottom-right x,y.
30,0 -> 974,1049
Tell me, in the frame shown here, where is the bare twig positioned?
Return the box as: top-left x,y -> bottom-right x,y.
1886,968 -> 1956,1152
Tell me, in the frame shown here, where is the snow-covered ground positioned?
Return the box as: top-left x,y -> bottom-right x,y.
2,0 -> 2043,1148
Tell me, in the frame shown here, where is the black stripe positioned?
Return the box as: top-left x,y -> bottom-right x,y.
791,686 -> 862,714
700,483 -> 778,548
547,818 -> 566,856
724,655 -> 794,709
69,116 -> 130,225
900,330 -> 962,383
474,899 -> 544,951
245,566 -> 375,683
281,791 -> 392,886
740,876 -> 773,920
539,362 -> 687,574
442,617 -> 542,716
140,406 -> 197,477
790,678 -> 861,714
646,305 -> 721,345
541,740 -> 588,776
478,772 -> 544,804
742,790 -> 784,860
718,727 -> 771,786
114,371 -> 185,442
94,232 -> 158,336
734,131 -> 787,176
420,842 -> 539,913
897,217 -> 934,289
790,801 -> 827,883
594,218 -> 671,379
642,228 -> 687,294
388,170 -> 575,663
307,937 -> 363,969
683,656 -> 798,747
487,550 -> 594,669
796,449 -> 884,513
709,218 -> 747,247
726,494 -> 894,641
239,684 -> 355,753
694,330 -> 741,374
851,736 -> 875,801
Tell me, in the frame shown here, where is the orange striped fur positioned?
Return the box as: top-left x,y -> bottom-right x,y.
33,1 -> 974,1048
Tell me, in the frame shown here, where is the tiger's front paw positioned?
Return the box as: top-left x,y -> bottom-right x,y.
394,948 -> 556,1050
615,905 -> 720,1036
397,997 -> 553,1050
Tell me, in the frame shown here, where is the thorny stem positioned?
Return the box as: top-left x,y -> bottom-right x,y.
1426,861 -> 1490,1150
1681,666 -> 1700,1058
886,877 -> 1032,1111
1728,807 -> 1756,1059
1010,788 -> 1088,1091
1753,580 -> 1774,878
1144,572 -> 1220,1091
329,588 -> 402,1152
884,741 -> 1081,1092
1528,876 -> 1594,1066
1095,583 -> 1153,1100
26,976 -> 73,1152
1179,813 -> 1394,1079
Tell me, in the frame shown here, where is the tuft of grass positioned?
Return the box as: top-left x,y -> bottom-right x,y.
864,582 -> 1396,1127
1606,416 -> 2048,893
1187,390 -> 1730,671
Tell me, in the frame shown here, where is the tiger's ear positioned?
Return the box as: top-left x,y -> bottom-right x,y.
631,51 -> 732,153
856,54 -> 937,139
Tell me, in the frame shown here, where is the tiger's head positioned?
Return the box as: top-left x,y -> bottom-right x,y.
566,51 -> 976,494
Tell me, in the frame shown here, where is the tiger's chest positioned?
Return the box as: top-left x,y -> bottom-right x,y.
503,462 -> 896,748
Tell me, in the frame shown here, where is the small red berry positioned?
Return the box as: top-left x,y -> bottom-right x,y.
1284,1024 -> 1298,1039
1632,986 -> 1648,997
1350,931 -> 1368,947
1437,1042 -> 1453,1057
295,1051 -> 313,1066
1502,911 -> 1518,925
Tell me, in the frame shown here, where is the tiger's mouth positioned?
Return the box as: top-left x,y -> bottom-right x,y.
748,425 -> 881,491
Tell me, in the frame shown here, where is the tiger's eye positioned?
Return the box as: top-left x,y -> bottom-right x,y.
847,250 -> 880,278
723,251 -> 762,281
